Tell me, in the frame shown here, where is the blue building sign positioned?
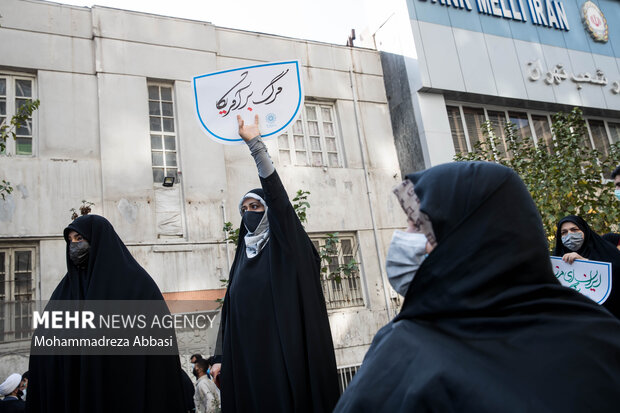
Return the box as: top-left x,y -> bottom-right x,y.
419,0 -> 570,30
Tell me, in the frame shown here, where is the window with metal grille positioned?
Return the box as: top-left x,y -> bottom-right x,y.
0,247 -> 35,343
148,83 -> 179,183
277,103 -> 342,167
337,364 -> 361,394
0,74 -> 36,155
310,234 -> 364,310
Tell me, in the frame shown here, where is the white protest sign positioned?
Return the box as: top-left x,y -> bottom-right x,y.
193,60 -> 304,145
550,256 -> 612,304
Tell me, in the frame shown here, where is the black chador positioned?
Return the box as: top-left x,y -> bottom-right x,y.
335,162 -> 620,412
216,167 -> 339,412
26,215 -> 186,413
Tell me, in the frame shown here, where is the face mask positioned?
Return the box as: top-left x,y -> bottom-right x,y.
243,211 -> 264,233
562,231 -> 584,252
385,231 -> 428,296
69,240 -> 90,268
615,189 -> 620,202
192,368 -> 198,379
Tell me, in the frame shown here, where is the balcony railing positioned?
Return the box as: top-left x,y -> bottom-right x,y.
321,272 -> 364,310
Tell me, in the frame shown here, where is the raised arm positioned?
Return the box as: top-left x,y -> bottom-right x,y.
237,115 -> 290,212
237,115 -> 306,248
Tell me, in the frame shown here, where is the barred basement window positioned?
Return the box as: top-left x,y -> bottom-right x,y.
0,247 -> 36,343
337,364 -> 361,394
0,74 -> 36,155
277,103 -> 342,167
311,234 -> 364,310
148,83 -> 179,183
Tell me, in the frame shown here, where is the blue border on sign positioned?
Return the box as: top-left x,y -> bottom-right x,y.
193,61 -> 303,143
550,256 -> 612,304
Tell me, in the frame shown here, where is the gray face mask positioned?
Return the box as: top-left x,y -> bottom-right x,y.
69,240 -> 90,268
385,231 -> 428,296
561,232 -> 584,252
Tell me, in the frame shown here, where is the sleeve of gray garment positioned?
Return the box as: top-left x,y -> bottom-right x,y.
247,136 -> 275,178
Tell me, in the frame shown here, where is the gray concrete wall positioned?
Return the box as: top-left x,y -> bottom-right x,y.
0,0 -> 403,379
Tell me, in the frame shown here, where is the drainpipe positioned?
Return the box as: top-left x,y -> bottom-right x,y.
349,68 -> 393,320
221,199 -> 231,272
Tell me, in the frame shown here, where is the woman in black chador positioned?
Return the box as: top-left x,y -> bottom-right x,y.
26,215 -> 187,413
211,115 -> 339,413
335,162 -> 620,412
554,215 -> 620,318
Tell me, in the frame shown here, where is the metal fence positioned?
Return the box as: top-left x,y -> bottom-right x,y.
313,235 -> 365,310
337,364 -> 361,394
321,271 -> 364,310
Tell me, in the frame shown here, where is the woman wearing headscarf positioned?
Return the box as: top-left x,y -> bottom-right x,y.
26,214 -> 187,413
554,215 -> 620,318
211,115 -> 339,413
335,162 -> 620,412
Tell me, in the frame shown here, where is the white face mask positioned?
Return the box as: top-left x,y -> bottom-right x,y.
385,231 -> 428,296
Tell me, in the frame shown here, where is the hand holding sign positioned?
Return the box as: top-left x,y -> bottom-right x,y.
194,61 -> 304,145
237,114 -> 260,143
551,256 -> 612,304
562,252 -> 585,264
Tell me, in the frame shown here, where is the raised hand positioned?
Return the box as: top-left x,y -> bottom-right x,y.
237,114 -> 261,143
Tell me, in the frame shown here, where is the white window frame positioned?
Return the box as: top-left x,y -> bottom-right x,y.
0,72 -> 37,157
446,101 -> 619,157
0,246 -> 37,343
277,102 -> 344,168
147,82 -> 180,185
310,232 -> 365,310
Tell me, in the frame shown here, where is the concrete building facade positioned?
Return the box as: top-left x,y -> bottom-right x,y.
0,0 -> 404,384
362,0 -> 620,173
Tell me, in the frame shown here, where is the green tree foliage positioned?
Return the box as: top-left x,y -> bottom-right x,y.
455,107 -> 620,246
1,98 -> 40,199
291,189 -> 310,226
317,232 -> 359,284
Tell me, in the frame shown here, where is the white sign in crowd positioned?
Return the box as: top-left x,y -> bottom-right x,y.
193,61 -> 304,145
551,256 -> 612,304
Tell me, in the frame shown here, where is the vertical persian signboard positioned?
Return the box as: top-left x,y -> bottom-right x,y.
193,61 -> 304,145
550,256 -> 612,304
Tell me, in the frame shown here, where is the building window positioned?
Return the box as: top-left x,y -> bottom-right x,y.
310,233 -> 364,310
446,106 -> 468,153
277,103 -> 342,167
447,103 -> 620,160
508,112 -> 533,145
0,247 -> 35,343
0,74 -> 36,155
609,122 -> 620,144
531,114 -> 553,153
148,83 -> 178,184
337,364 -> 361,394
487,109 -> 509,156
588,119 -> 610,156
